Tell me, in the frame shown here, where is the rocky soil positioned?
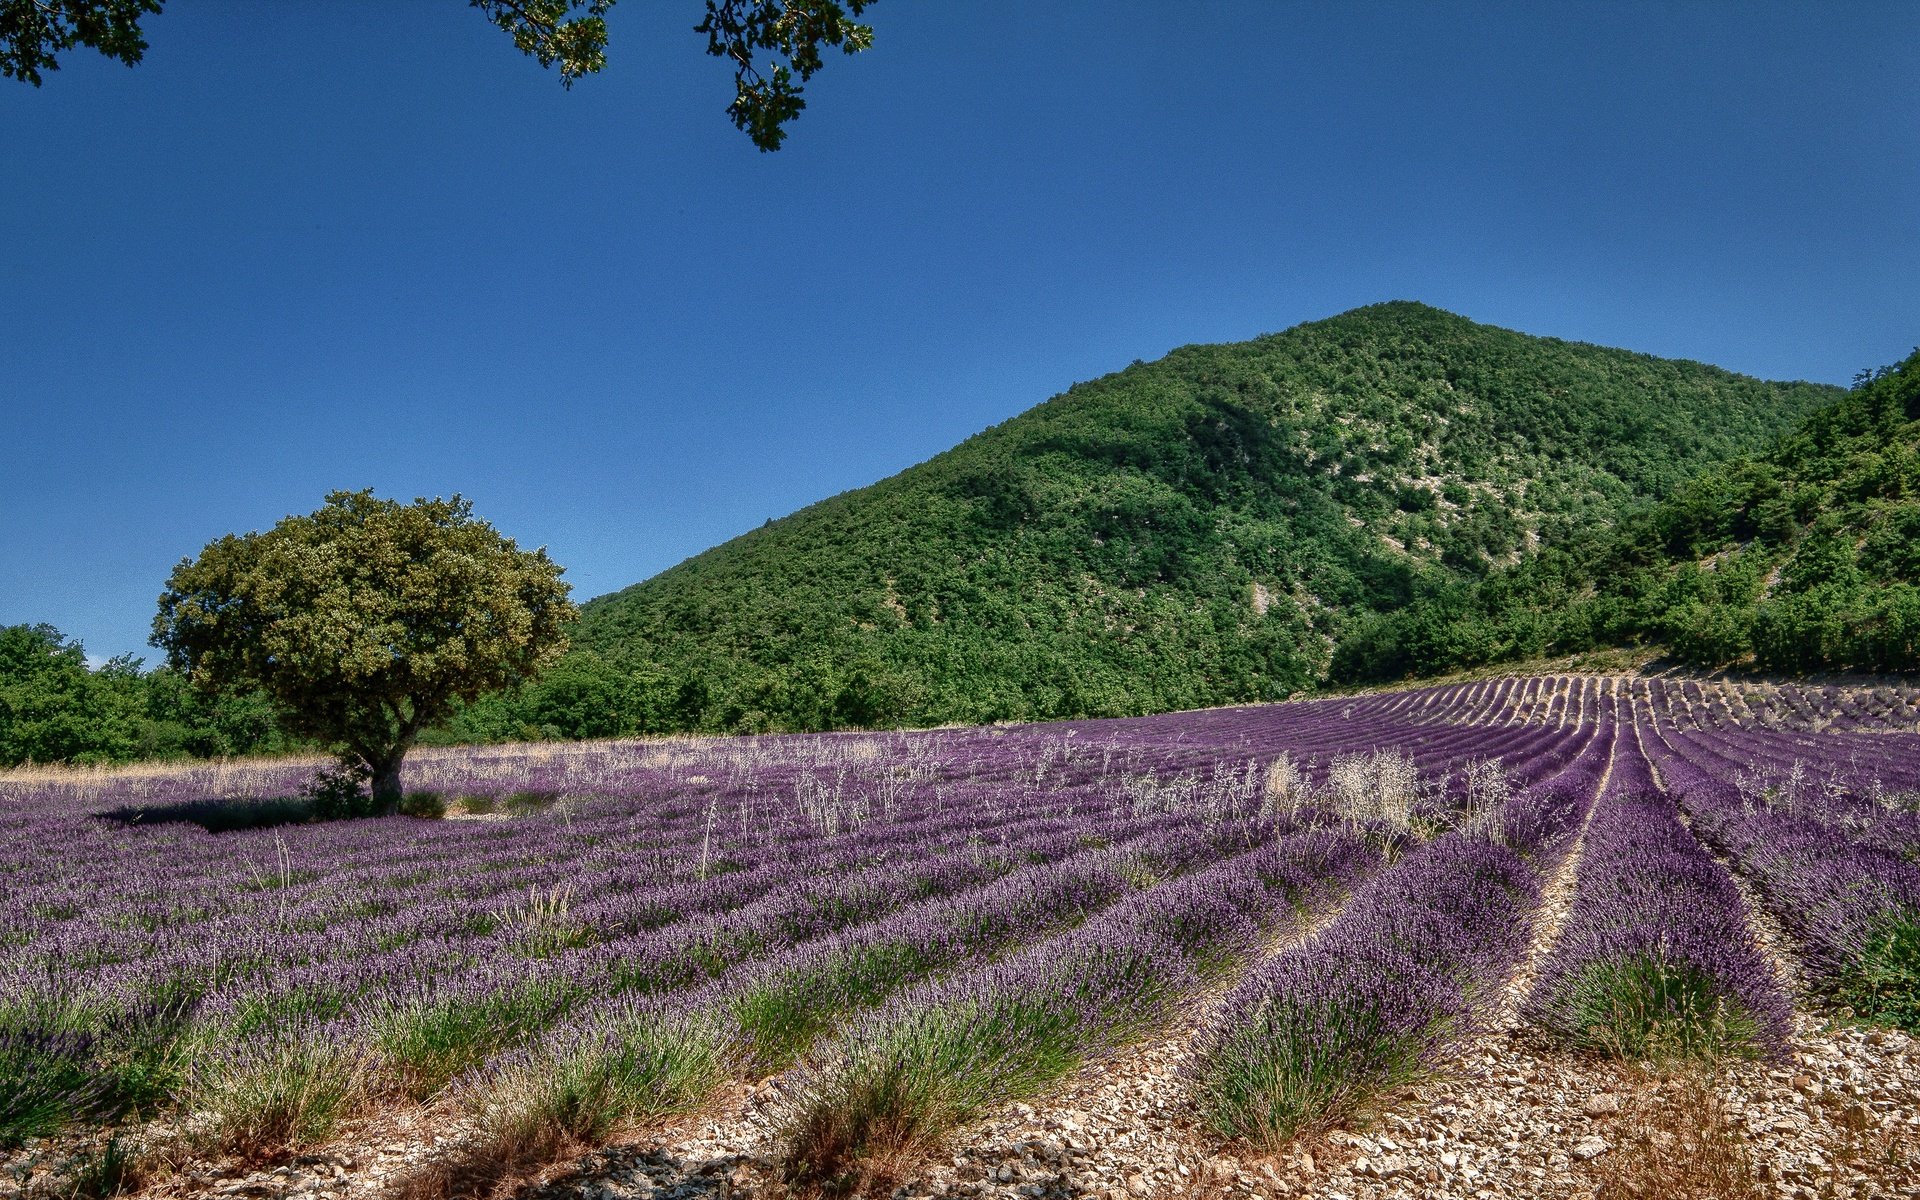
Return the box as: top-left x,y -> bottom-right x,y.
8,992 -> 1916,1200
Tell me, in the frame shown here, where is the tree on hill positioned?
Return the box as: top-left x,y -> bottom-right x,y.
153,491 -> 576,812
0,0 -> 875,150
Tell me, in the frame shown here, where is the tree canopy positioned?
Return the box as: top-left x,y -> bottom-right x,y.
0,0 -> 876,150
0,623 -> 134,765
153,491 -> 575,810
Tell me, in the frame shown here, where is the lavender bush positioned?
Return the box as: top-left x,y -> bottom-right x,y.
1187,829 -> 1544,1146
1674,779 -> 1920,1030
1525,790 -> 1791,1059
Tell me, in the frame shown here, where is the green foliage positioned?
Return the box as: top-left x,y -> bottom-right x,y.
779,1002 -> 1091,1196
397,789 -> 449,819
0,623 -> 132,764
460,1009 -> 726,1170
0,1024 -> 102,1148
696,0 -> 877,150
0,0 -> 157,85
1190,998 -> 1431,1148
471,0 -> 613,86
559,303 -> 1828,735
1828,911 -> 1920,1033
0,624 -> 286,767
0,998 -> 184,1149
6,1 -> 878,149
154,491 -> 575,809
1336,348 -> 1920,681
302,757 -> 376,821
191,1035 -> 366,1155
369,976 -> 577,1100
1544,957 -> 1769,1062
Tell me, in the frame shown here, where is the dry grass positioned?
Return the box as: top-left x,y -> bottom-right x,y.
384,1144 -> 545,1200
1583,1065 -> 1763,1200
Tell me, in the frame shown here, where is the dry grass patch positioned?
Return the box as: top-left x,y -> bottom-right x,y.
1583,1065 -> 1763,1200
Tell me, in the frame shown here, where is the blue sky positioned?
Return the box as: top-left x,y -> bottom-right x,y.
4,2 -> 1916,661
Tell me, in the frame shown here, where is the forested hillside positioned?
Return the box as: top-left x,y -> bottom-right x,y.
1335,348 -> 1920,681
448,303 -> 1834,738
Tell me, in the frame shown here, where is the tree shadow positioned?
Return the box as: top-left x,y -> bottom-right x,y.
94,795 -> 319,833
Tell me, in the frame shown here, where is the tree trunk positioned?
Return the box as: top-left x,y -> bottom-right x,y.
368,750 -> 406,816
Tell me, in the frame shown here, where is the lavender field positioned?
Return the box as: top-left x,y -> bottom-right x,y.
5,675 -> 1920,1199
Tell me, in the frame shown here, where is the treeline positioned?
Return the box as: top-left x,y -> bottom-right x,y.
1334,349 -> 1920,682
0,624 -> 292,767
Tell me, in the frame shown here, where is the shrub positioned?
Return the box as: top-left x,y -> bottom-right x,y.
368,975 -> 578,1100
1830,911 -> 1920,1032
397,790 -> 448,819
0,1000 -> 185,1149
0,1025 -> 105,1148
304,757 -> 375,820
456,1001 -> 727,1171
1549,956 -> 1770,1061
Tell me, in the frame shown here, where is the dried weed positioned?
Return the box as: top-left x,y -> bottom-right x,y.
1583,1065 -> 1762,1200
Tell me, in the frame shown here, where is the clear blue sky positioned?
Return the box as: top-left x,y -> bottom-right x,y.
4,2 -> 1916,661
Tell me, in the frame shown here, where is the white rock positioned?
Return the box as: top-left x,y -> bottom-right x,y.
1571,1136 -> 1609,1161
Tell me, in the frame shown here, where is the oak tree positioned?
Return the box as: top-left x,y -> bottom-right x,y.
154,491 -> 576,813
0,0 -> 876,151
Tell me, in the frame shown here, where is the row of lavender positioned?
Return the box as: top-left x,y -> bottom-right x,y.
371,717 -> 1600,1165
777,697 -> 1800,1169
1182,685 -> 1920,1150
1182,717 -> 1610,1148
769,714 -> 1620,1179
0,696 -> 1589,1150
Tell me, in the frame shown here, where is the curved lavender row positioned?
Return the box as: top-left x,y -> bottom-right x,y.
161,817 -> 1259,1128
197,814 -> 1237,1102
1524,787 -> 1791,1059
184,810 -> 1120,1043
2,800 -> 1118,1033
440,825 -> 1371,1170
1490,716 -> 1615,859
707,816 -> 1289,1071
2,747 -> 1275,1143
769,829 -> 1379,1188
1660,761 -> 1920,1030
1185,799 -> 1571,1147
1654,722 -> 1920,860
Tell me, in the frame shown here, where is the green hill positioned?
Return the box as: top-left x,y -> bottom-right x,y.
1333,346 -> 1920,681
453,302 -> 1838,737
